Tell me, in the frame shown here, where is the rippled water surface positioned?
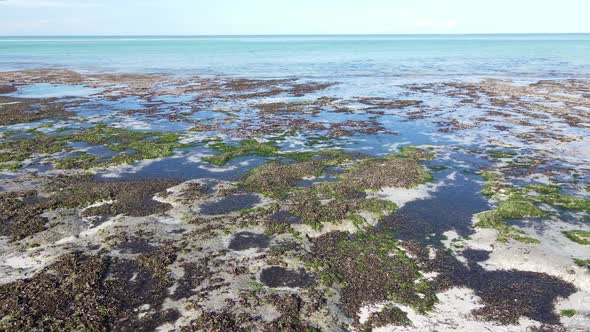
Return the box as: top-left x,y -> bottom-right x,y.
2,34 -> 590,79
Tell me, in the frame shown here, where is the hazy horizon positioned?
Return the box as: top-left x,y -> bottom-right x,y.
1,33 -> 589,39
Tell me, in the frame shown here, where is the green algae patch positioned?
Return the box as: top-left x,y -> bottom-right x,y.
0,131 -> 70,167
202,137 -> 349,166
213,108 -> 239,118
0,125 -> 191,170
560,309 -> 577,317
0,162 -> 22,171
525,185 -> 590,214
54,151 -> 100,169
507,185 -> 590,213
388,146 -> 434,161
475,192 -> 547,244
481,180 -> 590,214
573,258 -> 590,267
66,124 -> 190,167
475,170 -> 590,244
563,230 -> 590,245
486,150 -> 518,159
310,231 -> 437,324
475,198 -> 546,243
475,210 -> 541,244
480,170 -> 507,197
359,197 -> 398,216
494,199 -> 547,219
203,139 -> 279,166
480,169 -> 502,182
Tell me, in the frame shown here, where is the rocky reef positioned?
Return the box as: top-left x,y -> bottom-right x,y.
0,69 -> 589,331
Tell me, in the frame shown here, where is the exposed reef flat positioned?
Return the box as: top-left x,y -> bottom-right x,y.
0,69 -> 589,331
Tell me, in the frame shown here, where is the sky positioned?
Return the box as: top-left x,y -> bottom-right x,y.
0,0 -> 589,36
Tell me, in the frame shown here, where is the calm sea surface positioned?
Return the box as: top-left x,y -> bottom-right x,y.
1,34 -> 589,79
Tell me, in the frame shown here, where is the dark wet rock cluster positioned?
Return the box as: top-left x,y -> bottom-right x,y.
170,258 -> 217,301
115,236 -> 159,254
0,190 -> 48,241
270,210 -> 303,225
243,152 -> 429,231
0,84 -> 17,94
199,194 -> 260,215
0,69 -> 84,85
353,97 -> 422,110
228,231 -> 270,251
260,267 -> 315,288
180,310 -> 245,332
263,293 -> 321,331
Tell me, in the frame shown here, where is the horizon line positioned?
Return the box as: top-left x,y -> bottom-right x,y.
1,32 -> 589,38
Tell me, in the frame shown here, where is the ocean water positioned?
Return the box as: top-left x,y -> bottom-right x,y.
1,34 -> 590,79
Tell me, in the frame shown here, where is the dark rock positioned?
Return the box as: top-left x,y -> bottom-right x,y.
228,232 -> 270,251
260,267 -> 314,288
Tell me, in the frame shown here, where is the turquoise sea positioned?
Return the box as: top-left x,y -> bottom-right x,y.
1,34 -> 590,78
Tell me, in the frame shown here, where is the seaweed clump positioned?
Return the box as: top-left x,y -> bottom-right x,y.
242,152 -> 346,199
309,231 -> 437,324
0,190 -> 47,241
242,149 -> 432,231
0,175 -> 178,241
180,294 -> 321,332
343,155 -> 433,190
0,96 -> 73,126
0,249 -> 179,331
407,247 -> 577,326
361,305 -> 411,330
